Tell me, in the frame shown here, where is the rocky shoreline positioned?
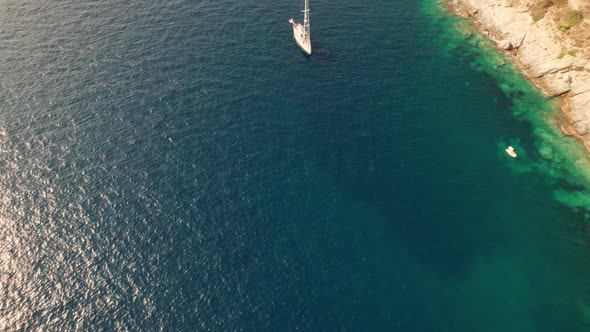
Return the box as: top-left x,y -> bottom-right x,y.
444,0 -> 590,151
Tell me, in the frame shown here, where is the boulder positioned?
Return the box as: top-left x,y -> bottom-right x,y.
539,145 -> 554,160
559,124 -> 576,136
497,39 -> 513,50
544,73 -> 571,97
575,122 -> 589,136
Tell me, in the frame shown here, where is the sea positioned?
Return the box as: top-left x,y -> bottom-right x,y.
2,0 -> 590,330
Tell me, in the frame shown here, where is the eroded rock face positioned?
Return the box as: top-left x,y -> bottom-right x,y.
449,0 -> 590,141
543,72 -> 571,97
559,123 -> 576,136
497,39 -> 513,50
570,90 -> 590,134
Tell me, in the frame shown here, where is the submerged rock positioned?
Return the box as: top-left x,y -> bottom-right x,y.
539,145 -> 554,160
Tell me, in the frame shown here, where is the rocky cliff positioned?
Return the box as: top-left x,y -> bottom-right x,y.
447,0 -> 590,149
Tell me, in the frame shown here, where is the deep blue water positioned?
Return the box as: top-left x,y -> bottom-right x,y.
3,0 -> 590,330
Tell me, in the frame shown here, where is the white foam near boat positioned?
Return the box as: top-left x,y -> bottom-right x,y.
289,0 -> 311,55
506,146 -> 517,158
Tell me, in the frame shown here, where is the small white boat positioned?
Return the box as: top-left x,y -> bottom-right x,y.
505,146 -> 517,158
289,0 -> 311,55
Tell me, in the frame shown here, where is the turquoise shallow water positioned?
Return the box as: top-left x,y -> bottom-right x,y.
2,0 -> 590,330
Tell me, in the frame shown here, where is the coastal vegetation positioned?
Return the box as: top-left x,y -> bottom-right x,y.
529,0 -> 574,21
558,48 -> 580,58
556,8 -> 584,30
568,48 -> 580,56
529,0 -> 585,27
525,0 -> 590,58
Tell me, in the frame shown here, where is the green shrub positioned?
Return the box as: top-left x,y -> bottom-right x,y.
568,49 -> 579,56
558,9 -> 583,31
566,9 -> 584,24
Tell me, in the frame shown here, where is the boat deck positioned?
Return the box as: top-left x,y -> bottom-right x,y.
292,23 -> 311,55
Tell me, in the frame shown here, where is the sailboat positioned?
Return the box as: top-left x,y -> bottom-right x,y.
289,0 -> 311,55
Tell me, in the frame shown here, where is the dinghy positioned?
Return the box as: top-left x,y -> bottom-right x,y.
505,146 -> 517,158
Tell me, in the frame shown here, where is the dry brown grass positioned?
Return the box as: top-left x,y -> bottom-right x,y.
527,0 -> 590,58
529,0 -> 558,21
556,8 -> 584,30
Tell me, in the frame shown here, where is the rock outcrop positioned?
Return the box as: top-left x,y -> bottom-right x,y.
497,39 -> 513,50
447,0 -> 590,140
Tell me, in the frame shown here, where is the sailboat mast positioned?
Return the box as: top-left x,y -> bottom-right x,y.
303,0 -> 310,34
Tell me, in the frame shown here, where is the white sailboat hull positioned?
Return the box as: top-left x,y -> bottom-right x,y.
292,23 -> 311,55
